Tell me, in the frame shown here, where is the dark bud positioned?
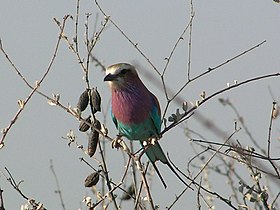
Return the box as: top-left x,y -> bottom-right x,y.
79,116 -> 91,132
84,172 -> 99,187
88,119 -> 101,157
77,89 -> 89,112
121,184 -> 135,200
90,88 -> 101,114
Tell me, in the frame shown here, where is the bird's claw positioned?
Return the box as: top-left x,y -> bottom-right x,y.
145,137 -> 157,146
112,135 -> 131,154
111,136 -> 123,149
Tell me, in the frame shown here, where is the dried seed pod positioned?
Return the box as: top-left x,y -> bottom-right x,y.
88,119 -> 101,157
77,89 -> 89,112
79,116 -> 91,132
90,88 -> 101,114
84,172 -> 99,187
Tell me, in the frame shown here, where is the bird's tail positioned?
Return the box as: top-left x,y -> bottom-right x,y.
150,160 -> 167,188
141,141 -> 167,188
141,141 -> 192,189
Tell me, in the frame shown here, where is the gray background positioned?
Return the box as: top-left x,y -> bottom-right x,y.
0,0 -> 280,209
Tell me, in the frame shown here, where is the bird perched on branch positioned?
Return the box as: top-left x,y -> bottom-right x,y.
104,63 -> 190,188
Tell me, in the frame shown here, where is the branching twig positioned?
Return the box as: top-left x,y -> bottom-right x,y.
134,163 -> 149,210
193,129 -> 240,184
209,40 -> 266,71
0,15 -> 70,145
98,140 -> 119,209
219,98 -> 267,154
161,72 -> 280,136
160,40 -> 267,122
80,157 -> 132,197
129,141 -> 138,194
94,0 -> 161,76
92,182 -> 122,209
160,2 -> 195,101
173,40 -> 266,102
2,168 -> 28,201
1,168 -> 46,209
167,129 -> 240,209
167,158 -> 238,210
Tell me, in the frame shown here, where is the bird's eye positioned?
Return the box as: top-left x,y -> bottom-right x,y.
120,69 -> 129,75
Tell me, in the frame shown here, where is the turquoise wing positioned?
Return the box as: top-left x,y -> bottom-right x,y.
149,94 -> 161,135
111,110 -> 119,129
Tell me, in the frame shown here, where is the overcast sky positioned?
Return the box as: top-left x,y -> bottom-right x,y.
0,1 -> 280,209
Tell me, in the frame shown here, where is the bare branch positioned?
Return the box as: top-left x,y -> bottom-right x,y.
161,72 -> 280,136
94,0 -> 161,76
0,15 -> 70,145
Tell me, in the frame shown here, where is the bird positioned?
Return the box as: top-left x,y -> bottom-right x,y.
104,63 -> 190,189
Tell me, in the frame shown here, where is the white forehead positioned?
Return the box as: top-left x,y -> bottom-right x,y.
105,63 -> 134,75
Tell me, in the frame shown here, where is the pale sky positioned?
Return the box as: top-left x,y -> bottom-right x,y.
0,0 -> 280,209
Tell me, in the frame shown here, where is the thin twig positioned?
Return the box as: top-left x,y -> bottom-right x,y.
219,98 -> 267,154
82,13 -> 118,208
170,40 -> 267,104
167,159 -> 238,210
50,160 -> 66,210
162,15 -> 193,76
167,130 -> 240,209
266,102 -> 280,177
187,147 -> 210,175
92,182 -> 122,209
209,40 -> 266,71
136,62 -> 229,139
2,168 -> 28,200
80,157 -> 132,198
193,129 -> 240,183
134,163 -> 149,210
98,140 -> 119,209
271,192 -> 280,209
159,40 -> 268,127
267,102 -> 276,158
1,168 -> 47,209
94,0 -> 160,76
159,5 -> 195,103
191,138 -> 280,161
162,3 -> 195,75
129,141 -> 138,194
194,141 -> 280,179
196,177 -> 202,210
74,0 -> 80,53
161,72 -> 280,136
187,0 -> 194,80
0,15 -> 70,145
0,188 -> 5,210
135,157 -> 155,210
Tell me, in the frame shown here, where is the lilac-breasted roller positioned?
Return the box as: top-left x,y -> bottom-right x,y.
104,63 -> 189,188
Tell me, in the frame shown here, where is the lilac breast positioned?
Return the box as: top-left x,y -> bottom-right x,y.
112,87 -> 152,125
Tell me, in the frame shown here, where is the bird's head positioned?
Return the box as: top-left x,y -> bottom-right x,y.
104,63 -> 138,89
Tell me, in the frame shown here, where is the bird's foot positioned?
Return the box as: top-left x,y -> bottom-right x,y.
144,137 -> 157,147
111,135 -> 131,154
111,135 -> 123,149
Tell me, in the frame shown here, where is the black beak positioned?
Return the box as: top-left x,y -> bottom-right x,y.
104,73 -> 117,82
